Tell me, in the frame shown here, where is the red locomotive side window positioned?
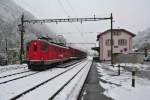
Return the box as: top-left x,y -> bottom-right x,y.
41,42 -> 48,52
59,49 -> 61,52
54,48 -> 57,52
52,47 -> 55,52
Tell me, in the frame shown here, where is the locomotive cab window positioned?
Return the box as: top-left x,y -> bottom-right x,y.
33,43 -> 37,52
41,42 -> 48,52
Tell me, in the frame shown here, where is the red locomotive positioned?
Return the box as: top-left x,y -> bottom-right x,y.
25,36 -> 87,70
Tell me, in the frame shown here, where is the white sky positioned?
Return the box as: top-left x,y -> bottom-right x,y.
13,0 -> 150,49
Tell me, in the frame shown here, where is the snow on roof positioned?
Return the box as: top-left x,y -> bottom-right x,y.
97,29 -> 136,40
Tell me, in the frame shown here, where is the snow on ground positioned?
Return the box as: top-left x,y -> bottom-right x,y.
0,67 -> 29,77
0,71 -> 35,83
0,59 -> 91,100
0,67 -> 67,100
54,60 -> 92,100
0,64 -> 27,73
97,63 -> 150,100
19,60 -> 90,100
115,63 -> 150,71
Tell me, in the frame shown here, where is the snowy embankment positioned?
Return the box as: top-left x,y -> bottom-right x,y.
0,58 -> 92,100
54,59 -> 92,100
0,64 -> 27,73
97,63 -> 150,100
18,60 -> 92,100
117,63 -> 150,71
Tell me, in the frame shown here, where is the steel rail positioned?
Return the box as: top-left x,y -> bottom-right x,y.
0,70 -> 30,79
10,60 -> 86,100
49,61 -> 89,100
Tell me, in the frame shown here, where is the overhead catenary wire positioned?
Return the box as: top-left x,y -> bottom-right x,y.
56,0 -> 88,45
16,0 -> 41,17
57,0 -> 69,16
64,0 -> 88,44
18,0 -> 99,50
65,0 -> 92,44
65,0 -> 78,16
58,0 -> 82,42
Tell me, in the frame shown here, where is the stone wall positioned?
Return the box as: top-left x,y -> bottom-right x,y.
113,53 -> 145,64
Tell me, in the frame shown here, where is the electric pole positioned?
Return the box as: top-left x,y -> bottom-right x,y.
5,38 -> 8,65
19,14 -> 25,64
110,13 -> 113,65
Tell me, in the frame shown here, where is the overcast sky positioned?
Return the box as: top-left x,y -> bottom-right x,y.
13,0 -> 150,49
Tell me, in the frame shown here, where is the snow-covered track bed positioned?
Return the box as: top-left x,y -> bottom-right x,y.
0,60 -> 83,85
0,71 -> 40,85
0,64 -> 27,73
0,59 -> 92,100
56,59 -> 84,68
0,70 -> 31,79
51,60 -> 92,100
10,60 -> 88,100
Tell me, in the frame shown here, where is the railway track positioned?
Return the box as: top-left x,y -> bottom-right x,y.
49,61 -> 90,100
0,60 -> 83,85
0,70 -> 30,79
56,59 -> 85,68
0,59 -> 91,100
10,60 -> 86,100
0,65 -> 27,73
0,71 -> 39,85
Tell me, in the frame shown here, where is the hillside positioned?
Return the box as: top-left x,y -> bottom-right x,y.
133,28 -> 150,49
0,0 -> 52,51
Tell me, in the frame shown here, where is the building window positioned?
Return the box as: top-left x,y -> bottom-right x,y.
105,39 -> 114,46
113,31 -> 121,36
107,50 -> 111,57
118,39 -> 127,46
105,39 -> 110,46
41,42 -> 48,52
114,45 -> 118,48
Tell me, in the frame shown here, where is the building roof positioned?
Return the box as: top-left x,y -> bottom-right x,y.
97,29 -> 136,41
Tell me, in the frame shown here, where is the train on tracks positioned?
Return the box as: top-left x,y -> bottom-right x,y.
25,36 -> 87,70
